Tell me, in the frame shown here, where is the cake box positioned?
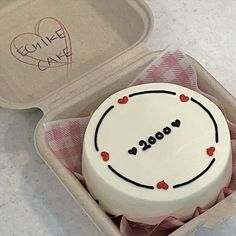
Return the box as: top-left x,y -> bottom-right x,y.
0,0 -> 236,235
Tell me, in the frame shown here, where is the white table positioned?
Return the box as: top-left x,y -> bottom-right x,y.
1,1 -> 236,235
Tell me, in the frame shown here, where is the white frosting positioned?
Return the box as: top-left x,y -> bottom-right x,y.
82,83 -> 232,224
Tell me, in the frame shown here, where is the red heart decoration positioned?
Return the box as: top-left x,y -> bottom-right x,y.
156,180 -> 169,190
118,96 -> 128,104
101,151 -> 110,161
206,147 -> 215,156
179,94 -> 189,102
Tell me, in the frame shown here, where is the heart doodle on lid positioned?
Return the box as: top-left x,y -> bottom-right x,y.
156,180 -> 169,190
171,119 -> 181,127
179,94 -> 189,102
10,17 -> 72,72
101,151 -> 110,161
118,96 -> 128,104
206,147 -> 215,156
128,147 -> 137,155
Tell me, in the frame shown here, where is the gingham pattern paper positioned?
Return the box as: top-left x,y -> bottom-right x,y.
44,49 -> 236,236
44,117 -> 89,174
131,50 -> 197,90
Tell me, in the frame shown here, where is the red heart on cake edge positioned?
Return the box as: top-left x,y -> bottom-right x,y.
156,180 -> 169,190
179,94 -> 189,102
118,96 -> 128,104
101,151 -> 110,161
206,147 -> 215,156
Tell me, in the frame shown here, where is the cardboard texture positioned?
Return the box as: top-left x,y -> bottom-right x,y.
1,0 -> 236,235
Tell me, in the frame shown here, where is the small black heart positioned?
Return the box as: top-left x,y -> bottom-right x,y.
171,119 -> 181,127
128,147 -> 137,155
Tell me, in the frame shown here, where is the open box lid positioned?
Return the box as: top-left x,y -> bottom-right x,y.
0,0 -> 153,111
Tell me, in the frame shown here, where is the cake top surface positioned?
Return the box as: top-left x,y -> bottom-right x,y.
83,83 -> 231,201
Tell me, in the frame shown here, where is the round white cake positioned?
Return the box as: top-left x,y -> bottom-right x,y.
82,83 -> 232,224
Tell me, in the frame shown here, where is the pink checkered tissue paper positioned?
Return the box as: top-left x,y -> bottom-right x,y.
44,49 -> 236,236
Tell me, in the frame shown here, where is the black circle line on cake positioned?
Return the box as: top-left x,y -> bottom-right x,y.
128,90 -> 177,97
108,165 -> 155,189
93,89 -> 219,190
190,98 -> 218,143
94,105 -> 114,151
173,158 -> 216,189
107,158 -> 216,190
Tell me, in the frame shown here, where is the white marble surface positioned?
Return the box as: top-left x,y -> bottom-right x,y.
1,0 -> 236,235
147,0 -> 236,97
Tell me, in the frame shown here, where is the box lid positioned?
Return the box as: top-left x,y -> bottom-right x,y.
0,0 -> 153,110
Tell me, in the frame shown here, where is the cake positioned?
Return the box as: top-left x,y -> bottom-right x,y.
82,83 -> 232,224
